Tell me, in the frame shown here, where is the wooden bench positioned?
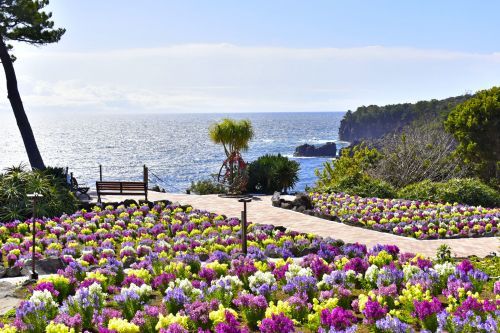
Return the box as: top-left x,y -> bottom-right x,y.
96,181 -> 148,203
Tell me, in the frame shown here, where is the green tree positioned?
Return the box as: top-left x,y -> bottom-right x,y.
445,87 -> 500,183
247,154 -> 300,194
209,118 -> 254,193
0,0 -> 65,169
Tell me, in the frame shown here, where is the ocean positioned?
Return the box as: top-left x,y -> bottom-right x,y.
0,112 -> 347,193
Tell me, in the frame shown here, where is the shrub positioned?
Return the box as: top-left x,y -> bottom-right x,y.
315,144 -> 381,190
398,178 -> 500,207
396,179 -> 441,202
371,125 -> 468,188
315,145 -> 395,198
436,178 -> 499,207
0,165 -> 78,221
247,154 -> 300,194
324,174 -> 396,199
189,179 -> 226,195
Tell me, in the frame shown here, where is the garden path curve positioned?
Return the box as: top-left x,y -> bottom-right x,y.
98,192 -> 499,258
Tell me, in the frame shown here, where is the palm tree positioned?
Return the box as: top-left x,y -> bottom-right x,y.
209,119 -> 254,193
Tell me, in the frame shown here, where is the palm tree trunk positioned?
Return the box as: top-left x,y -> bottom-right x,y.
0,37 -> 45,170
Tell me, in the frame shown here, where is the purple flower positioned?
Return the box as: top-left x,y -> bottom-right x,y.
343,257 -> 369,274
214,311 -> 248,333
414,297 -> 442,320
152,273 -> 175,292
457,260 -> 474,274
229,257 -> 257,280
161,323 -> 188,333
494,281 -> 500,295
283,275 -> 318,300
163,287 -> 189,314
320,307 -> 357,331
122,274 -> 146,287
186,300 -> 219,328
199,267 -> 217,283
33,282 -> 59,299
362,300 -> 387,323
375,315 -> 414,333
54,313 -> 82,328
259,313 -> 295,333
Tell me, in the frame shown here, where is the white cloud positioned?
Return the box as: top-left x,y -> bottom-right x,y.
0,44 -> 499,113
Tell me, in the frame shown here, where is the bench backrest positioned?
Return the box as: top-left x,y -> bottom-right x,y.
96,181 -> 147,193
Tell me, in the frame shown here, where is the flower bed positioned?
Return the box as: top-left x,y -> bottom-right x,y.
1,203 -> 498,332
310,192 -> 500,239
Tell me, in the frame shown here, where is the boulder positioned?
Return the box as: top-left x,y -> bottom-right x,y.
294,142 -> 337,157
22,257 -> 64,276
271,192 -> 281,207
292,193 -> 313,210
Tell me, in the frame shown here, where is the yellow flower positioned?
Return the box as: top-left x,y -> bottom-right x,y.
265,300 -> 291,318
209,305 -> 238,325
108,318 -> 140,333
126,268 -> 152,283
46,322 -> 75,333
0,324 -> 17,333
156,313 -> 189,330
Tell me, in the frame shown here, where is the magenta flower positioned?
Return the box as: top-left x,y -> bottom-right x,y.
320,307 -> 357,331
259,313 -> 294,333
362,300 -> 387,323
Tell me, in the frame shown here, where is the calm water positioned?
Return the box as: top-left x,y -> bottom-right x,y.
0,112 -> 347,193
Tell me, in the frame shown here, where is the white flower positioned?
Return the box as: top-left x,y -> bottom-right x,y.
365,265 -> 380,284
249,271 -> 276,291
285,264 -> 312,280
403,264 -> 421,281
30,290 -> 57,308
433,262 -> 455,278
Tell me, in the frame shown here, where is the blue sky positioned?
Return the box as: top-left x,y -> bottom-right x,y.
1,0 -> 500,113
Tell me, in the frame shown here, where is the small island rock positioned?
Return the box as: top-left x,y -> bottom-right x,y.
294,142 -> 337,157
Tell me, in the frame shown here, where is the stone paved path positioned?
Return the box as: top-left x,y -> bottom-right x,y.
99,192 -> 499,258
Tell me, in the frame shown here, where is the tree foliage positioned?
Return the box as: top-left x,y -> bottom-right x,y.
314,144 -> 396,198
0,0 -> 65,170
339,94 -> 471,142
0,0 -> 65,48
445,86 -> 500,183
371,125 -> 469,188
247,154 -> 300,194
209,118 -> 254,193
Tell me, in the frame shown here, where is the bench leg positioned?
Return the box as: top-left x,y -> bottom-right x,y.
98,193 -> 101,203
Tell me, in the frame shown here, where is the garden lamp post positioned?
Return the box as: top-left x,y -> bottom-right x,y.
238,197 -> 252,255
27,192 -> 43,280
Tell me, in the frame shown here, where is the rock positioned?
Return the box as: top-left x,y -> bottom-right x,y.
122,199 -> 139,207
0,266 -> 6,278
294,142 -> 337,157
139,200 -> 154,209
6,267 -> 22,277
292,193 -> 313,210
281,202 -> 293,209
198,253 -> 209,262
22,257 -> 64,276
154,200 -> 171,207
272,192 -> 282,207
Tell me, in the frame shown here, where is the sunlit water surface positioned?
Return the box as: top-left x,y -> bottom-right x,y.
0,112 -> 347,193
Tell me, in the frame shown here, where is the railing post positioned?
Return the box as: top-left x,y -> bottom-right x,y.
144,165 -> 148,201
99,164 -> 103,181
